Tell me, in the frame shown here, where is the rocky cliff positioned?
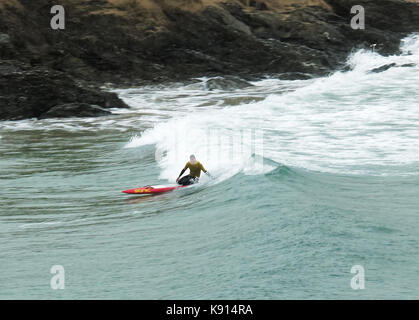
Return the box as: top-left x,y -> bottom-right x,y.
1,0 -> 419,119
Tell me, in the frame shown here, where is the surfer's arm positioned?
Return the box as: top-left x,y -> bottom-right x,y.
176,163 -> 189,181
200,163 -> 213,178
200,163 -> 207,173
177,168 -> 186,179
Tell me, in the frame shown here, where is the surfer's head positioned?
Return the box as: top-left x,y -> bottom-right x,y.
190,154 -> 197,164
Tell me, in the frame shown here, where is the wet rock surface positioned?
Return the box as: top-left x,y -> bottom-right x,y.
38,103 -> 112,119
204,76 -> 253,90
369,63 -> 397,73
0,0 -> 418,120
0,61 -> 128,120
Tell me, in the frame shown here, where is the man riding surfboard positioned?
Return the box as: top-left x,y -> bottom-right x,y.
176,155 -> 211,185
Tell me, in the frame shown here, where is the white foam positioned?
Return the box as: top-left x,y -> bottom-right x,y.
2,34 -> 418,177
124,34 -> 419,177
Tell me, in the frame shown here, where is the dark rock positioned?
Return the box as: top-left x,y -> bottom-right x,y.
0,0 -> 419,120
400,63 -> 416,68
369,62 -> 416,74
204,76 -> 253,90
369,63 -> 397,73
0,33 -> 10,44
0,62 -> 129,120
38,103 -> 112,119
278,72 -> 314,80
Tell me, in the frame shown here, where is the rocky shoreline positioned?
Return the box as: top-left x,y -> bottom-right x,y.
1,0 -> 418,120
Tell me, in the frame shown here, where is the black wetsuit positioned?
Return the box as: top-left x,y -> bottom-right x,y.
177,175 -> 198,186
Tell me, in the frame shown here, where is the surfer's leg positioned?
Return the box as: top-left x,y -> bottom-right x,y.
185,175 -> 195,185
178,175 -> 193,185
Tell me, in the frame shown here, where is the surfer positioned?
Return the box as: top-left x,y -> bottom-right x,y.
176,155 -> 211,185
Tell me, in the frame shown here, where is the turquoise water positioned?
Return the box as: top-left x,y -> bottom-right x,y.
0,35 -> 418,299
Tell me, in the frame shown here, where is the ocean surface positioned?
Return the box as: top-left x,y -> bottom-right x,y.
1,34 -> 418,299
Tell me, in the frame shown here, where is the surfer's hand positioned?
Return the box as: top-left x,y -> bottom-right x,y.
176,177 -> 179,182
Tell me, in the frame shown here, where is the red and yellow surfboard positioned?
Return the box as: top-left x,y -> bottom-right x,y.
122,185 -> 187,194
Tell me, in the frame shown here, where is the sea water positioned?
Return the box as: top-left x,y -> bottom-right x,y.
0,34 -> 418,299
